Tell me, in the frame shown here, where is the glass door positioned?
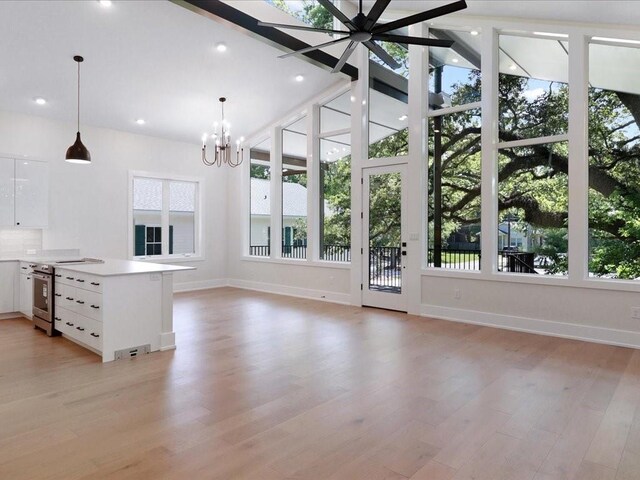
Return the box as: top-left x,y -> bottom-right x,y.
362,165 -> 408,311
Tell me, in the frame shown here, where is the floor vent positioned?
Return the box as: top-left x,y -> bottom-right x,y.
114,344 -> 151,360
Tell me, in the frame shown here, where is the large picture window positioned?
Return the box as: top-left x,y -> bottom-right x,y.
130,173 -> 200,259
427,29 -> 482,271
497,33 -> 569,275
250,137 -> 271,257
588,42 -> 640,280
282,117 -> 308,259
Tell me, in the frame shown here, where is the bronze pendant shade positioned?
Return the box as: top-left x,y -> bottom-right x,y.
65,55 -> 91,164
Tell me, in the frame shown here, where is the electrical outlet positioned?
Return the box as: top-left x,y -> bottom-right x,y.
454,288 -> 461,300
632,307 -> 640,319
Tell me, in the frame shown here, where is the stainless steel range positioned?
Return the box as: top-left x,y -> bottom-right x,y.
32,258 -> 103,336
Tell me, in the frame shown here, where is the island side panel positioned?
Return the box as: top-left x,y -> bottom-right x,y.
160,272 -> 176,351
102,272 -> 164,362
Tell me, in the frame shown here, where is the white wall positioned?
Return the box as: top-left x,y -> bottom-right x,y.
0,110 -> 227,290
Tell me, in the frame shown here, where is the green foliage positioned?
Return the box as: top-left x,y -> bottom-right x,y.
268,1 -> 332,29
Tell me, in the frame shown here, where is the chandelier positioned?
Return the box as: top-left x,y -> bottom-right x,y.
202,97 -> 243,167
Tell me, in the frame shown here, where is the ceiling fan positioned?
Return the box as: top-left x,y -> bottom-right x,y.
258,0 -> 467,73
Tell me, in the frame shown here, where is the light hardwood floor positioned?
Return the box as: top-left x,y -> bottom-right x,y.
1,287 -> 639,479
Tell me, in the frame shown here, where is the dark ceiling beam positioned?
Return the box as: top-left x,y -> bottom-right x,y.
173,0 -> 358,80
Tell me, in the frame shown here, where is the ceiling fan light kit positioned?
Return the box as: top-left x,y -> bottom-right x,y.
259,0 -> 467,73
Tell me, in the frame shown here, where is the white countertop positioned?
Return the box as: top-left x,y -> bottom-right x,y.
55,259 -> 195,277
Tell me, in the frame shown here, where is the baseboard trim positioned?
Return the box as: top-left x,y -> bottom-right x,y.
228,279 -> 351,305
421,304 -> 640,349
173,278 -> 229,293
0,312 -> 29,320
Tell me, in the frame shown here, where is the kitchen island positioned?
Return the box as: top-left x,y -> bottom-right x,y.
53,259 -> 194,362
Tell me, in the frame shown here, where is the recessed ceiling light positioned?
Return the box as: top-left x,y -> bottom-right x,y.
98,0 -> 112,7
215,43 -> 227,52
451,58 -> 459,63
295,74 -> 304,82
470,30 -> 479,36
509,64 -> 517,71
135,118 -> 145,125
33,97 -> 47,105
398,115 -> 408,121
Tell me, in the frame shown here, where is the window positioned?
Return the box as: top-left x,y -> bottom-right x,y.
282,117 -> 308,259
588,41 -> 640,280
427,29 -> 482,271
369,42 -> 409,159
496,33 -> 569,276
250,137 -> 271,257
319,91 -> 351,263
130,173 -> 201,259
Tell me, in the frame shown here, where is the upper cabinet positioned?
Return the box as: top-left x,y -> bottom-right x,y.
0,158 -> 14,226
0,157 -> 49,228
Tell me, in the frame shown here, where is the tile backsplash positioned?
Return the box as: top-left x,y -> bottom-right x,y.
0,229 -> 43,255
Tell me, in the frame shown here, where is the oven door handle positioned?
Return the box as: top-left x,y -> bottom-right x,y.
31,272 -> 52,282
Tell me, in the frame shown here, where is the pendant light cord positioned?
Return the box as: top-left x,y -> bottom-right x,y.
76,60 -> 80,132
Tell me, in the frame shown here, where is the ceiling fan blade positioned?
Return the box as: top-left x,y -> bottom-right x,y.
372,0 -> 467,35
331,40 -> 358,73
278,36 -> 352,59
257,21 -> 351,36
364,40 -> 400,70
317,0 -> 356,31
364,0 -> 392,30
373,33 -> 454,48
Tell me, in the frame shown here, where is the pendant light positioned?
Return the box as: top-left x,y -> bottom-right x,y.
65,55 -> 91,164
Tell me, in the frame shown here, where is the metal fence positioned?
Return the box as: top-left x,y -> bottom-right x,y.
427,248 -> 481,270
250,244 -> 351,262
369,246 -> 402,292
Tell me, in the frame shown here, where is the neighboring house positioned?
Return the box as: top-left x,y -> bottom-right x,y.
250,177 -> 332,247
250,177 -> 307,247
133,179 -> 195,256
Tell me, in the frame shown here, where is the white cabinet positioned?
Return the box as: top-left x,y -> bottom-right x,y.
0,262 -> 18,313
19,262 -> 34,318
0,158 -> 14,226
0,157 -> 48,228
55,268 -> 103,354
15,160 -> 48,227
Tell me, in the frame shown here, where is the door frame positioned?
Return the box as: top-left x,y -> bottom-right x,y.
361,164 -> 409,312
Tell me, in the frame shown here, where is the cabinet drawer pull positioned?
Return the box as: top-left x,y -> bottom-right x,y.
76,300 -> 85,305
90,305 -> 100,309
76,327 -> 85,331
55,274 -> 62,278
90,282 -> 100,286
21,266 -> 27,270
54,317 -> 61,321
29,264 -> 36,268
66,297 -> 74,301
90,333 -> 100,338
66,276 -> 74,280
76,279 -> 85,283
55,293 -> 61,297
66,322 -> 74,326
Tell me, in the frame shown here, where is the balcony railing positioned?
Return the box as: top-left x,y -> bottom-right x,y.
249,244 -> 351,262
369,246 -> 401,292
427,248 -> 481,270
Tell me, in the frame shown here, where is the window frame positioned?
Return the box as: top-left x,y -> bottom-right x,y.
128,170 -> 203,262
